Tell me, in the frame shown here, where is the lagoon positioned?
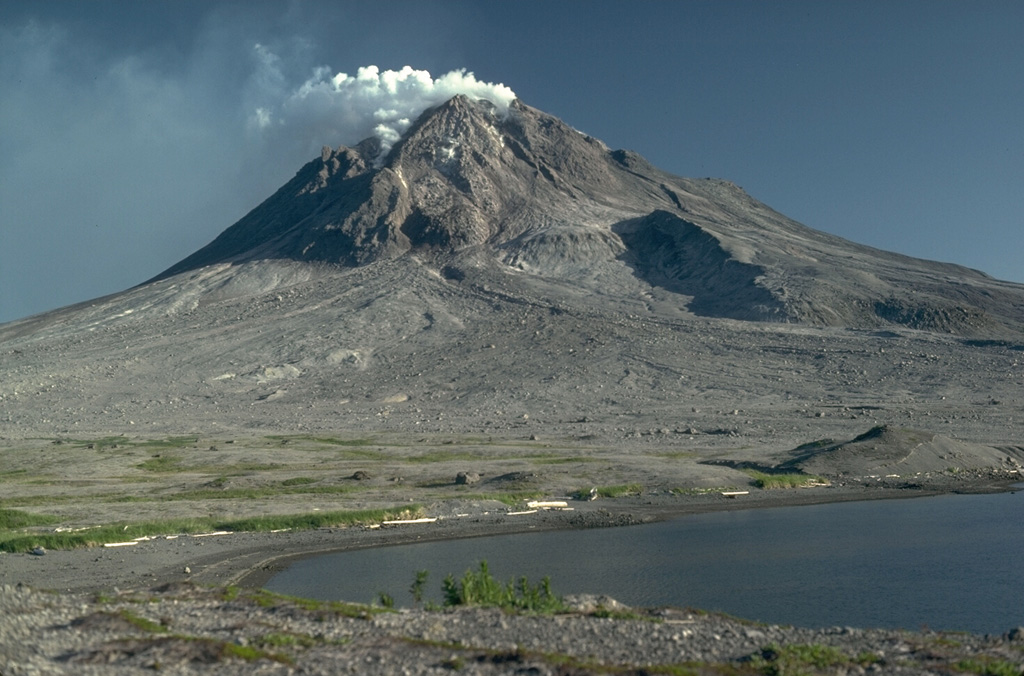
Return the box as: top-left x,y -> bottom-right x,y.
266,489 -> 1024,634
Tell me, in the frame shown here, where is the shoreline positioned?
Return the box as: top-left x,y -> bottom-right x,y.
233,484 -> 948,590
1,482 -> 996,596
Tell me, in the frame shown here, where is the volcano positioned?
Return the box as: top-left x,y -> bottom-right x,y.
1,96 -> 1022,456
155,95 -> 1023,333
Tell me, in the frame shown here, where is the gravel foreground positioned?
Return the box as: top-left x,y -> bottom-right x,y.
4,487 -> 1024,675
4,582 -> 1024,675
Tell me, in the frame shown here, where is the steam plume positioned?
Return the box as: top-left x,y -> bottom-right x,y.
249,57 -> 516,159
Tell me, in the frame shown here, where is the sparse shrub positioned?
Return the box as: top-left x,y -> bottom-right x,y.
410,570 -> 429,606
136,454 -> 183,472
744,470 -> 827,489
441,561 -> 565,613
752,643 -> 854,675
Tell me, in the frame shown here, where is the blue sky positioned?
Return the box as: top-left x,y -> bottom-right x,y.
2,1 -> 1022,323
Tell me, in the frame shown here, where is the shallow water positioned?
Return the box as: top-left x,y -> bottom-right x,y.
266,489 -> 1024,634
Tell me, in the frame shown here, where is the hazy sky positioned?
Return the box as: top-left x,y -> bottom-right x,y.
2,1 -> 1022,323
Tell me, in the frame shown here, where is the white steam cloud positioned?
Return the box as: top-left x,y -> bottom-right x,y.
249,56 -> 517,159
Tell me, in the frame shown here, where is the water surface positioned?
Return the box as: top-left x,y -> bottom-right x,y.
266,490 -> 1024,634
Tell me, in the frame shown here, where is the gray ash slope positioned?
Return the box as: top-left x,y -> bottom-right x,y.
154,95 -> 1023,333
2,96 -> 1023,470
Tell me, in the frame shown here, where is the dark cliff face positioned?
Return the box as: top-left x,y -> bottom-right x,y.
150,95 -> 1024,335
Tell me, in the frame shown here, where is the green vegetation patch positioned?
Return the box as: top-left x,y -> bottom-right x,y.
744,470 -> 828,490
0,508 -> 61,529
217,640 -> 292,664
0,506 -> 420,553
136,454 -> 185,472
0,481 -> 362,508
217,506 -> 420,533
751,643 -> 874,675
441,560 -> 566,613
114,609 -> 168,634
240,587 -> 377,619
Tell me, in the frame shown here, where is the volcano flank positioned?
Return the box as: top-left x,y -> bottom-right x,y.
153,95 -> 1024,333
2,95 -> 1023,489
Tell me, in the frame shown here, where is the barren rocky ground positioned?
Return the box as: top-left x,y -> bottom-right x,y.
5,581 -> 1024,675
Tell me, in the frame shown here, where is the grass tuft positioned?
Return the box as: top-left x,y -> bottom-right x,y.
751,642 -> 873,675
0,506 -> 420,553
744,470 -> 828,489
244,588 -> 377,618
136,454 -> 184,472
115,609 -> 168,633
0,508 -> 61,529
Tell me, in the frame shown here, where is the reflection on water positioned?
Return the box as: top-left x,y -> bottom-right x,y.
266,489 -> 1024,634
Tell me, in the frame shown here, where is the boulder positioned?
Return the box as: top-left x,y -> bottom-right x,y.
455,471 -> 481,485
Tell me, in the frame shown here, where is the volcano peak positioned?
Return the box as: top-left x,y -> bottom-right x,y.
147,96 -> 1024,337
